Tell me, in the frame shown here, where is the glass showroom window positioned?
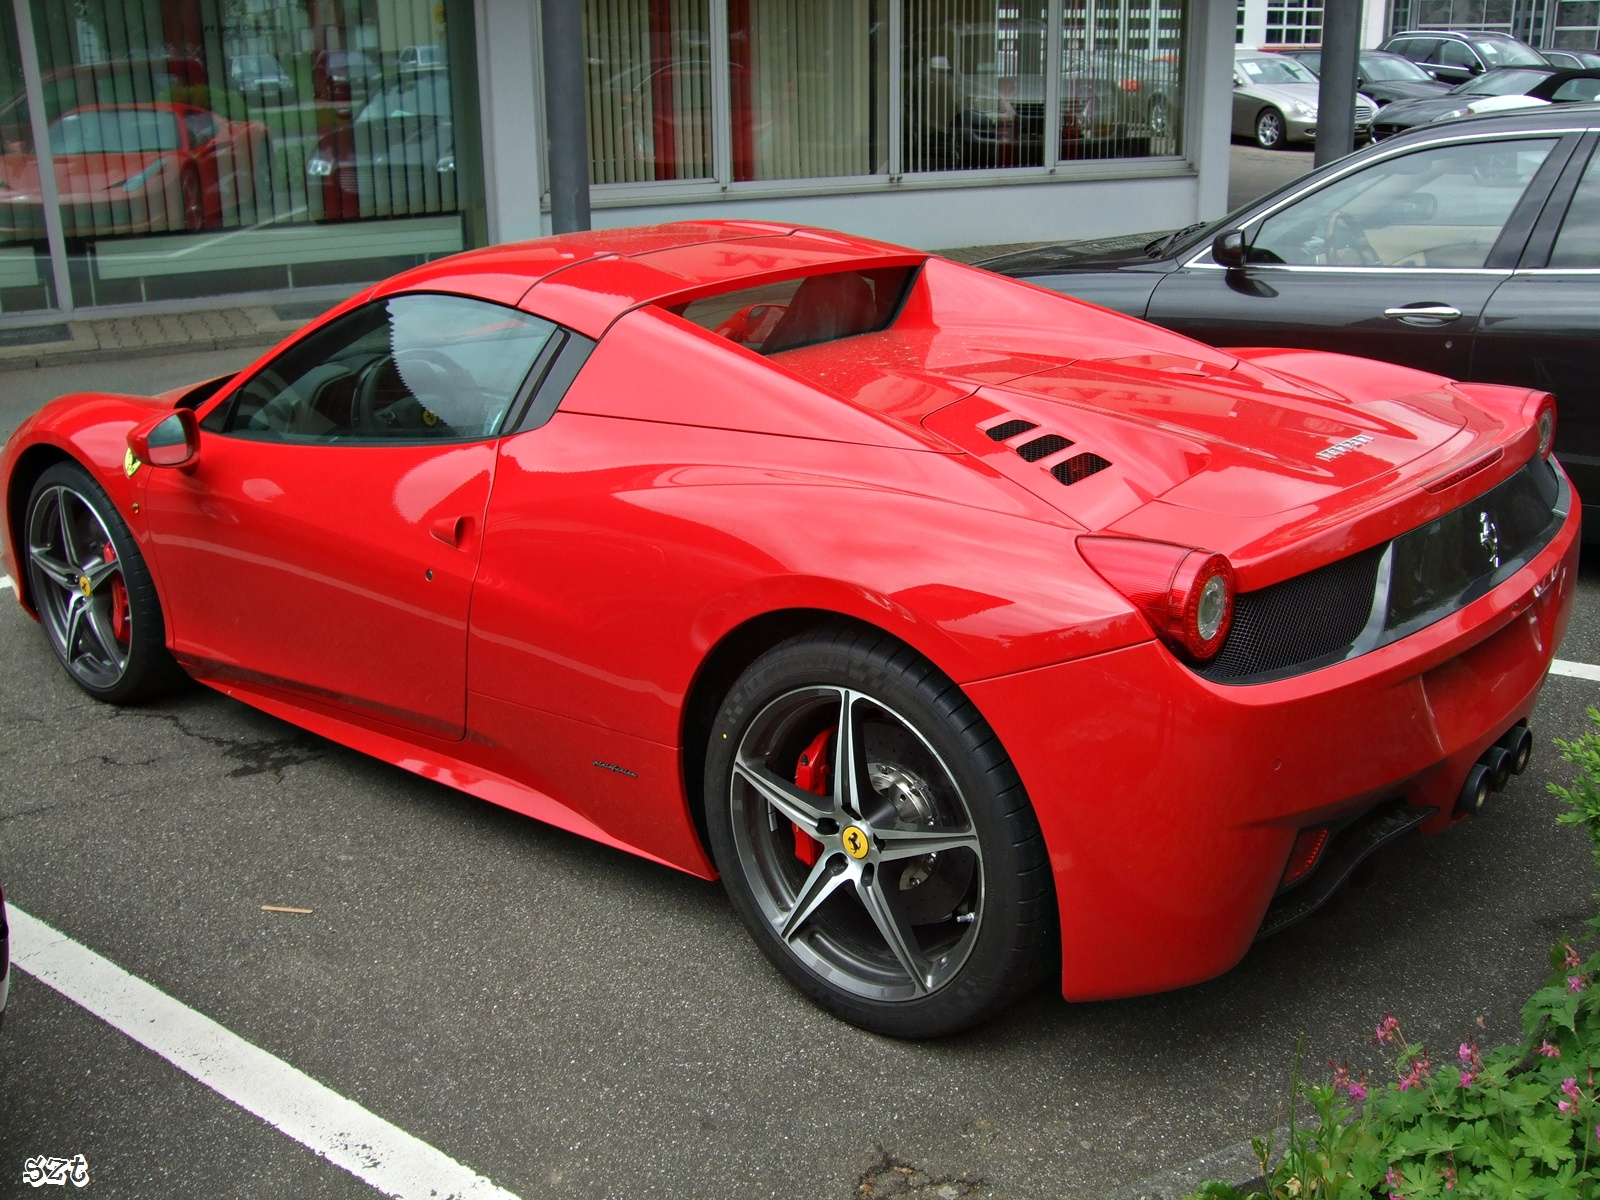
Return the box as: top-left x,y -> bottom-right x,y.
728,0 -> 888,181
12,0 -> 472,307
1063,0 -> 1185,159
584,0 -> 714,183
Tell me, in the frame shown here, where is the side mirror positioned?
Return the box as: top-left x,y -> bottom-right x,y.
128,408 -> 199,469
1469,60 -> 1485,74
1212,229 -> 1247,269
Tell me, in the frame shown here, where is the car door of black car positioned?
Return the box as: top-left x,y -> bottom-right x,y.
1145,132 -> 1577,379
1471,129 -> 1600,524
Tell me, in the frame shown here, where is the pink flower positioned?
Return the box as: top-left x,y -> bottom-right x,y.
1560,1078 -> 1583,1115
1375,1014 -> 1402,1046
1349,1079 -> 1368,1101
1442,1163 -> 1457,1193
1539,1040 -> 1562,1058
1459,1068 -> 1476,1088
1400,1052 -> 1432,1092
1386,1166 -> 1406,1200
1565,942 -> 1582,971
1331,1061 -> 1369,1102
1568,975 -> 1587,994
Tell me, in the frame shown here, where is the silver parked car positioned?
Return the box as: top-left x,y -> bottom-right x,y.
1234,51 -> 1377,148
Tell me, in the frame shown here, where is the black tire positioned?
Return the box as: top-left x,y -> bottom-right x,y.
1255,107 -> 1287,150
704,625 -> 1057,1037
23,461 -> 187,704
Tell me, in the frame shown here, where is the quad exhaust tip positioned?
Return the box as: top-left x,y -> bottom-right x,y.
1455,724 -> 1533,817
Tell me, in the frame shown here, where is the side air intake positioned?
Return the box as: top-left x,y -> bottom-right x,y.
1017,434 -> 1074,462
1050,453 -> 1112,485
984,419 -> 1038,441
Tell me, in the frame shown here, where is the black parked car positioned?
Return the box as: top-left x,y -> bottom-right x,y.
1373,68 -> 1600,138
1545,49 -> 1600,70
1285,49 -> 1450,107
980,105 -> 1600,531
1379,29 -> 1548,85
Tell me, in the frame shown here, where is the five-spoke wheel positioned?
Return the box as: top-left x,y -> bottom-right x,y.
706,627 -> 1055,1037
24,462 -> 185,703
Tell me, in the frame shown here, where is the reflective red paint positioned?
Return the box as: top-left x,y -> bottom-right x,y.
0,221 -> 1578,1001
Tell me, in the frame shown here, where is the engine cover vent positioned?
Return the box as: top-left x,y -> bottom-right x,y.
1017,434 -> 1074,462
1050,453 -> 1112,486
984,419 -> 1038,442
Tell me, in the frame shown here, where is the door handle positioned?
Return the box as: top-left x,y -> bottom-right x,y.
1383,303 -> 1462,323
429,515 -> 471,547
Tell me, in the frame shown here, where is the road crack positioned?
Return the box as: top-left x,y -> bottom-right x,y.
857,1147 -> 986,1198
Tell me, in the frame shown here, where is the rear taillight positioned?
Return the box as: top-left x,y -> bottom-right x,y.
1078,536 -> 1236,662
1537,399 -> 1556,460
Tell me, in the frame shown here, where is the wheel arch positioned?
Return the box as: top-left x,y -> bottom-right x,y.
6,443 -> 74,613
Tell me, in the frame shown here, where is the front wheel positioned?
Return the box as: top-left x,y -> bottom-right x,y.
704,626 -> 1056,1037
24,462 -> 187,704
1255,107 -> 1287,150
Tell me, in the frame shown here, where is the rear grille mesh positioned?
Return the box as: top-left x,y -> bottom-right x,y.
1194,459 -> 1562,684
1195,545 -> 1385,682
1017,434 -> 1073,462
985,419 -> 1038,442
1051,453 -> 1112,485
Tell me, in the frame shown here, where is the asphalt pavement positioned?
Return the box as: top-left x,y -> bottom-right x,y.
0,351 -> 1597,1200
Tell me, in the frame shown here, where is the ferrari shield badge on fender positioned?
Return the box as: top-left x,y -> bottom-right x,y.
124,447 -> 141,477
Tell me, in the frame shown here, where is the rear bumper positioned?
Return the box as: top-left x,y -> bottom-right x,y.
966,472 -> 1581,1001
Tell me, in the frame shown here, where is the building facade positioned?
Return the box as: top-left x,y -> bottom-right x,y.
0,0 -> 1237,323
1237,0 -> 1600,51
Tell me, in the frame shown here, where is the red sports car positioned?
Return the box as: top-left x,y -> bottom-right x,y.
0,102 -> 271,236
0,223 -> 1577,1036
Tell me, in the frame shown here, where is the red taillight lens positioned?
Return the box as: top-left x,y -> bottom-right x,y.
1078,537 -> 1236,662
1281,825 -> 1331,889
1537,400 -> 1556,460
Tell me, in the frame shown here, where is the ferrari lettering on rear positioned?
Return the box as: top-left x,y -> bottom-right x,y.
1315,433 -> 1375,461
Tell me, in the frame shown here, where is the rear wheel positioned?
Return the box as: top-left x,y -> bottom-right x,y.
1255,107 -> 1287,150
704,626 -> 1056,1037
24,462 -> 186,704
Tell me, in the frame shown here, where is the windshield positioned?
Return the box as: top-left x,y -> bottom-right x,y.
1238,56 -> 1317,84
1361,54 -> 1433,81
1455,67 -> 1552,95
49,108 -> 179,154
356,81 -> 452,123
1475,38 -> 1548,67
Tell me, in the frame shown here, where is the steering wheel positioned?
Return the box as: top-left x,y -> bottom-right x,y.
1323,210 -> 1381,267
354,348 -> 477,433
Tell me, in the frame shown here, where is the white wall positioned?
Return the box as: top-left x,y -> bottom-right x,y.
475,0 -> 544,243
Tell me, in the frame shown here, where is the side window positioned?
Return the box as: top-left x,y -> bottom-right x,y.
668,266 -> 915,355
1549,148 -> 1600,267
1551,76 -> 1600,102
210,294 -> 558,443
1436,41 -> 1478,69
1403,39 -> 1439,62
1249,138 -> 1555,268
184,110 -> 216,147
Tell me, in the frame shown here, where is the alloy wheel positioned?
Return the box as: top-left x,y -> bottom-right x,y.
1256,109 -> 1284,149
728,685 -> 984,1002
26,484 -> 132,691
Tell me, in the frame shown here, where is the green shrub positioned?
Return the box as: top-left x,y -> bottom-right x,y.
1189,710 -> 1600,1199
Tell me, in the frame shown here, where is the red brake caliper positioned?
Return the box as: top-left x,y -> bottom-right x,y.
102,543 -> 130,643
791,727 -> 835,866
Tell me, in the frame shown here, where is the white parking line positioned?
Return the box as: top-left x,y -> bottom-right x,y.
1551,659 -> 1600,682
9,906 -> 521,1200
0,575 -> 11,590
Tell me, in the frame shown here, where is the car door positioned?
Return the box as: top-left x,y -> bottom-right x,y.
1232,67 -> 1254,136
1428,39 -> 1482,85
1472,129 -> 1600,520
1145,132 -> 1576,379
139,292 -> 561,739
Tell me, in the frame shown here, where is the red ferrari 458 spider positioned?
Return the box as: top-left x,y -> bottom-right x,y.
0,223 -> 1578,1036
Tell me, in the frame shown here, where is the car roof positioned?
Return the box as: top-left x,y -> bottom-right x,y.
1379,98 -> 1600,142
373,222 -> 926,337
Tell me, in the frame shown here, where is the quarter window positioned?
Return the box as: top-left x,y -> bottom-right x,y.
668,266 -> 915,353
1549,148 -> 1600,267
1248,138 -> 1555,268
211,294 -> 557,443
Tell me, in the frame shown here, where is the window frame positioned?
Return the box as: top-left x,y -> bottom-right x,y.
198,291 -> 570,447
565,0 -> 1198,210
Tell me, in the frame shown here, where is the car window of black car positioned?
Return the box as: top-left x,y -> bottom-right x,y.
1362,55 -> 1433,82
667,267 -> 916,355
1436,40 -> 1480,70
1248,138 -> 1557,268
1548,147 -> 1600,267
205,295 -> 559,444
1548,75 -> 1600,102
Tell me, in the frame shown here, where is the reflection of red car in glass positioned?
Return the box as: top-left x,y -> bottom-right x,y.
0,102 -> 271,236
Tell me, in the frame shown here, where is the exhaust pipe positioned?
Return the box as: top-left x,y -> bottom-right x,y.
1455,724 -> 1534,816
